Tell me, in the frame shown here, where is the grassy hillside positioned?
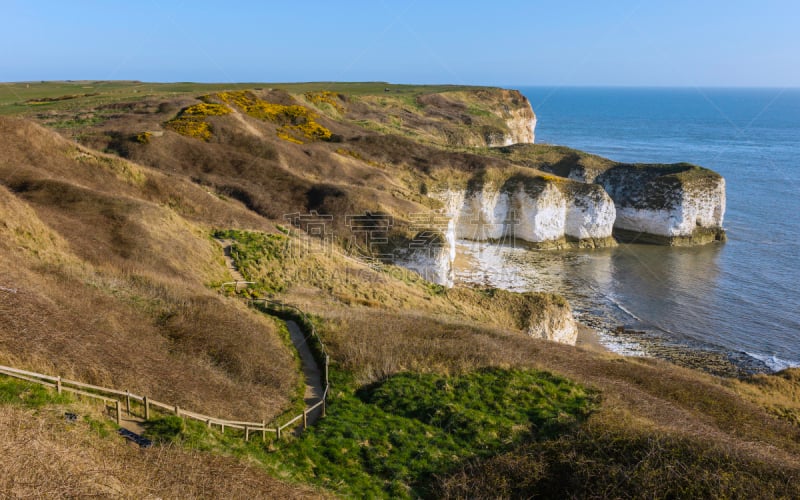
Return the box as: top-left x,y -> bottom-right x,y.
1,82 -> 799,498
0,117 -> 297,421
0,378 -> 321,498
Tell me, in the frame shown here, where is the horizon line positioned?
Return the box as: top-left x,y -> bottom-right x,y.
2,79 -> 798,91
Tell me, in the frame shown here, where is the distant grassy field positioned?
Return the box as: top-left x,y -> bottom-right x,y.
0,80 -> 490,116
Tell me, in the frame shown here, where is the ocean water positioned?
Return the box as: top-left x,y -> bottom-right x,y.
460,87 -> 800,372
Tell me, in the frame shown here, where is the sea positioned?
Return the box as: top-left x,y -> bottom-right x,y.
455,87 -> 800,372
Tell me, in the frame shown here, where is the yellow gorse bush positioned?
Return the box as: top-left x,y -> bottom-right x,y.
165,91 -> 333,144
304,91 -> 345,113
180,102 -> 232,117
217,91 -> 332,144
164,102 -> 232,141
135,131 -> 152,144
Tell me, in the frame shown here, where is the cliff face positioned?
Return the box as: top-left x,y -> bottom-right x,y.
450,89 -> 537,147
394,228 -> 455,287
436,176 -> 616,249
562,163 -> 727,245
354,88 -> 537,148
596,166 -> 726,244
527,299 -> 578,345
396,175 -> 617,288
497,145 -> 727,246
511,111 -> 537,145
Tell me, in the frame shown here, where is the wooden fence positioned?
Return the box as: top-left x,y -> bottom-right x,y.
0,301 -> 331,441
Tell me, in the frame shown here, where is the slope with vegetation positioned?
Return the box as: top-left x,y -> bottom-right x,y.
0,82 -> 799,498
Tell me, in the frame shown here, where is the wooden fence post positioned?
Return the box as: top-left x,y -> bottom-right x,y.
303,409 -> 308,430
245,426 -> 250,441
325,354 -> 330,386
276,426 -> 281,440
143,396 -> 150,421
115,400 -> 122,426
174,404 -> 180,416
262,420 -> 266,441
56,376 -> 62,395
125,390 -> 131,415
322,398 -> 326,418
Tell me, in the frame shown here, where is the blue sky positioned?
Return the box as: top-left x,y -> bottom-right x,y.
2,0 -> 798,86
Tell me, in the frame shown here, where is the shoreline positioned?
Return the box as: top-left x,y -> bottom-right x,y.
583,322 -> 773,378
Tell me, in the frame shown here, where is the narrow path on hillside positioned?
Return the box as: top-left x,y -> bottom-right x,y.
286,320 -> 324,428
215,238 -> 246,282
215,238 -> 324,428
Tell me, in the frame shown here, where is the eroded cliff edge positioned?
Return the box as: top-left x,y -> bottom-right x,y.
434,172 -> 617,249
351,88 -> 537,147
493,145 -> 727,246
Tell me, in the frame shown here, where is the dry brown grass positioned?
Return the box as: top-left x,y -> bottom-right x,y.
435,415 -> 800,499
0,404 -> 325,499
733,368 -> 800,426
0,204 -> 295,420
0,117 -> 271,232
0,122 -> 299,421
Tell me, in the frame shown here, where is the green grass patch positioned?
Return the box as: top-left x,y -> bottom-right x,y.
46,114 -> 105,129
213,229 -> 290,295
363,368 -> 593,444
84,414 -> 115,438
144,415 -> 187,443
274,367 -> 597,498
143,415 -> 259,455
0,377 -> 72,407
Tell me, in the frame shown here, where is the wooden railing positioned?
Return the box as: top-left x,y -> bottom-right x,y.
0,301 -> 331,441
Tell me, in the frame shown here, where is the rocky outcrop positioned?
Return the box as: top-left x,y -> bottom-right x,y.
446,288 -> 579,346
394,229 -> 455,287
527,299 -> 578,345
436,175 -> 616,249
394,174 -> 616,287
410,89 -> 537,148
460,89 -> 537,146
596,164 -> 726,245
489,94 -> 537,146
538,160 -> 727,245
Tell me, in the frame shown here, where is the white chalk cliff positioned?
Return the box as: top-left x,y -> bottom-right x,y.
527,303 -> 578,345
397,176 -> 616,290
394,230 -> 455,288
494,105 -> 537,146
437,180 -> 616,247
563,162 -> 727,245
485,90 -> 537,146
